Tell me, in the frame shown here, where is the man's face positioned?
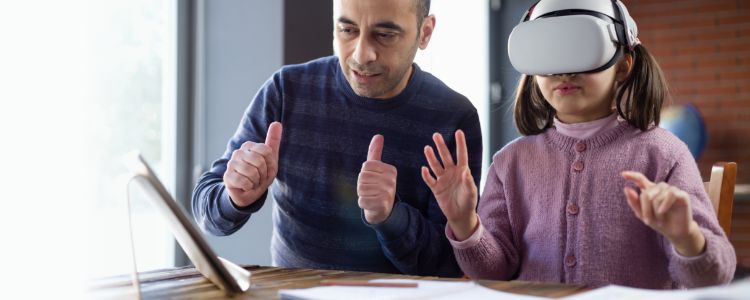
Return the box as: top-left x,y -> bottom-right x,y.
333,0 -> 433,99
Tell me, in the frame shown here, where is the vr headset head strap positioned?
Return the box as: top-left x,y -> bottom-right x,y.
519,0 -> 639,51
612,0 -> 640,51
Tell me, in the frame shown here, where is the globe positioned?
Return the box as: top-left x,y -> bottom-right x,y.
659,103 -> 707,159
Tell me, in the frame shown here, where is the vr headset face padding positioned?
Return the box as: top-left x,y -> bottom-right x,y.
508,0 -> 638,76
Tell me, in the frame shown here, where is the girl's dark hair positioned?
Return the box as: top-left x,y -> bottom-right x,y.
513,44 -> 669,136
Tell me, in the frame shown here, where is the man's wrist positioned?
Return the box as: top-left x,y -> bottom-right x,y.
364,207 -> 392,225
364,202 -> 410,242
222,188 -> 267,216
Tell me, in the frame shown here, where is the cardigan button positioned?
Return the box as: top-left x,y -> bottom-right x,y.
565,255 -> 577,267
575,142 -> 586,152
567,203 -> 579,215
572,161 -> 584,172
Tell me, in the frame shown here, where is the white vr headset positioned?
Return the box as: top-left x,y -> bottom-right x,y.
508,0 -> 640,76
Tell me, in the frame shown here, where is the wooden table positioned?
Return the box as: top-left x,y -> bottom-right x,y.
89,265 -> 589,299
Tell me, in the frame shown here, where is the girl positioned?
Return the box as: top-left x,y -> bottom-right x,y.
420,0 -> 736,289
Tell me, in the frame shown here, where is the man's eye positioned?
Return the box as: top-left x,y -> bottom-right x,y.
338,27 -> 357,36
375,32 -> 397,43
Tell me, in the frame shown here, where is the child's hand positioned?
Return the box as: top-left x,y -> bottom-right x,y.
622,171 -> 706,257
421,130 -> 478,241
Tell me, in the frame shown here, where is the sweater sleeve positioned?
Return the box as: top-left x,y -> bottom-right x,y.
365,111 -> 483,278
451,156 -> 521,280
191,72 -> 283,236
663,149 -> 736,287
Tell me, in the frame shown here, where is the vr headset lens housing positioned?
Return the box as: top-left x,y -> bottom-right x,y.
508,0 -> 637,76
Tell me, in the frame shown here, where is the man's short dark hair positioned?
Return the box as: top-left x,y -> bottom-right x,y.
416,0 -> 430,28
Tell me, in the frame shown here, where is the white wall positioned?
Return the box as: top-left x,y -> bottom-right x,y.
196,0 -> 283,266
415,0 -> 490,187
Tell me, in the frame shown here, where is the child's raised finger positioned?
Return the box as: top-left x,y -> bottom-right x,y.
455,130 -> 468,167
432,133 -> 455,167
648,183 -> 670,218
656,191 -> 677,216
421,166 -> 437,189
621,171 -> 655,190
640,188 -> 656,225
623,187 -> 643,220
423,145 -> 444,177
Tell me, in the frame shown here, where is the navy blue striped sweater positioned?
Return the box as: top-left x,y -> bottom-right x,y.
192,56 -> 482,277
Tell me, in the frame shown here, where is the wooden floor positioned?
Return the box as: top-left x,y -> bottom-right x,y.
89,265 -> 589,299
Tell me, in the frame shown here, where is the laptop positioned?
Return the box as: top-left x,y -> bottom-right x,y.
126,153 -> 251,295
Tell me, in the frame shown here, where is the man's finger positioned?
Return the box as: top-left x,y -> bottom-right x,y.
240,141 -> 257,151
234,164 -> 261,187
241,151 -> 268,183
265,122 -> 283,154
225,170 -> 255,191
356,185 -> 381,198
621,171 -> 654,190
368,134 -> 384,161
357,196 -> 383,211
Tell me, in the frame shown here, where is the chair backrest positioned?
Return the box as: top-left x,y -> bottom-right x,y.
703,162 -> 737,237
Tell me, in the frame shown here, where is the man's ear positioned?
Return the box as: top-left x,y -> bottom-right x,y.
615,53 -> 634,82
418,15 -> 436,49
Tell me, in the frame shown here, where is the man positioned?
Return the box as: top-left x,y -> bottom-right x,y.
192,0 -> 482,277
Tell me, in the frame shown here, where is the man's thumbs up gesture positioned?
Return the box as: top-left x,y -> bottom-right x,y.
224,122 -> 283,208
357,135 -> 398,224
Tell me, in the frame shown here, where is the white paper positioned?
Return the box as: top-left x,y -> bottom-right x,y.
278,279 -> 550,300
561,278 -> 750,300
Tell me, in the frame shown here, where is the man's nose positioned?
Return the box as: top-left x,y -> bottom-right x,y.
352,36 -> 377,65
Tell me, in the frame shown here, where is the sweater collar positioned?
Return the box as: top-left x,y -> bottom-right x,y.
335,57 -> 424,110
545,115 -> 633,153
553,112 -> 619,140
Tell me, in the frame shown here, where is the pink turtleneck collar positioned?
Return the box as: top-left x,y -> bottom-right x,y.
553,112 -> 620,140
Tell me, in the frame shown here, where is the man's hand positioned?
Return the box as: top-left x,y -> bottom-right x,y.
421,130 -> 478,241
622,171 -> 706,257
357,135 -> 398,224
223,122 -> 283,208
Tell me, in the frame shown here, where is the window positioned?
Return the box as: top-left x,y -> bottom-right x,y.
85,0 -> 178,279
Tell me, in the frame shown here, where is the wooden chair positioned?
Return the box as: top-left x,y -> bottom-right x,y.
704,162 -> 737,237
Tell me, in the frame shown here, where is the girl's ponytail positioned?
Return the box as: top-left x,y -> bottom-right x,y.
616,45 -> 670,131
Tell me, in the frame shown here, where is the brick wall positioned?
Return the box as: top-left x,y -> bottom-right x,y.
734,198 -> 750,267
627,0 -> 750,183
626,0 -> 750,270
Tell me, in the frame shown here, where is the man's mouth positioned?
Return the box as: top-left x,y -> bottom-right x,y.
351,69 -> 382,83
353,69 -> 380,77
